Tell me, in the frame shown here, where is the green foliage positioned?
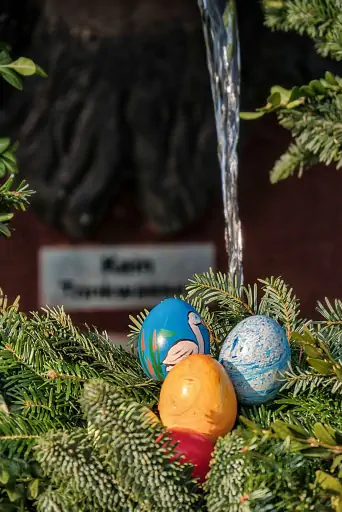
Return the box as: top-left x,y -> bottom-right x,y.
205,433 -> 247,512
211,432 -> 331,511
0,271 -> 340,510
241,2 -> 342,183
34,383 -> 200,511
0,295 -> 160,417
206,417 -> 342,511
262,0 -> 342,61
0,43 -> 45,237
0,168 -> 33,237
241,74 -> 342,183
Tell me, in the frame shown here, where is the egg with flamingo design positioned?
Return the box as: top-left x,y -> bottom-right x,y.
138,298 -> 211,381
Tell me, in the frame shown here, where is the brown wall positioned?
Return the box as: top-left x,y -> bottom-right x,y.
1,115 -> 342,332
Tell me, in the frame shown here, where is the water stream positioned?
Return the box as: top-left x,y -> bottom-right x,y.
198,0 -> 243,284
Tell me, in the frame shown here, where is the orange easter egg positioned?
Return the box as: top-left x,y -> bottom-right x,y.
158,354 -> 237,443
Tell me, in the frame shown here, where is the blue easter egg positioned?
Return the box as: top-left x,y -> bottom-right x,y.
138,298 -> 211,381
219,315 -> 291,405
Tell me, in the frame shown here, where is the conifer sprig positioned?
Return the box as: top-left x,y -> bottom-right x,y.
204,433 -> 247,512
242,74 -> 342,182
284,327 -> 342,395
242,3 -> 342,183
206,421 -> 341,512
258,277 -> 300,338
82,382 -> 201,511
0,45 -> 44,237
36,429 -> 138,511
281,363 -> 342,394
186,269 -> 255,316
317,297 -> 342,332
263,0 -> 342,61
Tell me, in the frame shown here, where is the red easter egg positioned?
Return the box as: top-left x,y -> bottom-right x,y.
157,428 -> 214,483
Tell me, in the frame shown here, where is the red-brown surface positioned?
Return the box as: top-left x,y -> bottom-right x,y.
240,118 -> 342,315
1,117 -> 341,332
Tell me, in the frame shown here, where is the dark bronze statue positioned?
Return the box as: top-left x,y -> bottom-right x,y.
0,0 -> 333,239
1,0 -> 220,239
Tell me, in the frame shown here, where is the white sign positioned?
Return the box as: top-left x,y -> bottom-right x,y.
39,244 -> 215,311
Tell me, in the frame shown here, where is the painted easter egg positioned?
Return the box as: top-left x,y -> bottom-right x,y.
138,298 -> 210,381
157,428 -> 213,483
158,354 -> 237,442
219,315 -> 291,405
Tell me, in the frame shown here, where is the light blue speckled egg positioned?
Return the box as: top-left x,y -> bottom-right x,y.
219,315 -> 291,405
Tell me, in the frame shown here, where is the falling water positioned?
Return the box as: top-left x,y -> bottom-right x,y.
198,0 -> 243,284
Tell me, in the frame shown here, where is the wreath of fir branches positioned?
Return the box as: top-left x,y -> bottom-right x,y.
0,272 -> 340,511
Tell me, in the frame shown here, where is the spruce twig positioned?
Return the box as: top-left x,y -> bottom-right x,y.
263,0 -> 342,61
0,46 -> 44,236
242,74 -> 342,182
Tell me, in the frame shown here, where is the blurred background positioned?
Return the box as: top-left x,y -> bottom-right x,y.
0,0 -> 342,339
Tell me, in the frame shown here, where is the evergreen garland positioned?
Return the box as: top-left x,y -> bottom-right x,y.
0,273 -> 340,511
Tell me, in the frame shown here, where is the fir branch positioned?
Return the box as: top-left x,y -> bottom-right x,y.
0,411 -> 45,459
290,328 -> 342,387
281,362 -> 342,395
39,307 -> 160,403
81,381 -> 201,511
317,297 -> 342,352
0,435 -> 39,440
241,74 -> 342,182
36,429 -> 138,511
239,404 -> 278,430
36,488 -> 78,512
240,416 -> 342,457
262,0 -> 342,61
0,332 -> 89,427
206,429 -> 328,511
0,304 -> 160,418
0,46 -> 45,237
242,440 -> 328,511
128,309 -> 149,345
317,297 -> 342,326
277,92 -> 342,168
276,392 -> 342,432
205,433 -> 248,512
237,414 -> 342,509
186,269 -> 254,316
258,277 -> 301,338
0,176 -> 34,237
8,386 -> 81,428
0,289 -> 20,314
269,141 -> 318,183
